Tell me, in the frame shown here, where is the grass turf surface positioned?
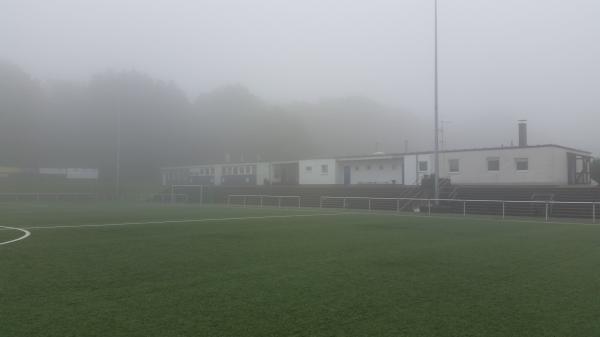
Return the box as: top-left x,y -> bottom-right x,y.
1,203 -> 600,337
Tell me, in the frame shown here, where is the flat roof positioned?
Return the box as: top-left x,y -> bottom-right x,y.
334,144 -> 592,160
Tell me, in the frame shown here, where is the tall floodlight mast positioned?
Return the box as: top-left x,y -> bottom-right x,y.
433,0 -> 440,201
116,106 -> 121,200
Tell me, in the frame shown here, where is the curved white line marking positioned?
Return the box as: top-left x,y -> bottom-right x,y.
0,226 -> 31,246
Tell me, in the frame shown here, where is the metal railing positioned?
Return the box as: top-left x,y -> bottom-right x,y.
227,195 -> 302,208
319,196 -> 599,224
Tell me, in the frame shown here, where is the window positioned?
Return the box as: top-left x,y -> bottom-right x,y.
487,158 -> 500,171
321,165 -> 328,174
516,158 -> 529,171
418,161 -> 428,172
449,159 -> 460,173
306,166 -> 312,172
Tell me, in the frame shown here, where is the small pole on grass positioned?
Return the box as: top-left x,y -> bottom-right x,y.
502,201 -> 505,220
593,203 -> 596,224
397,199 -> 400,212
369,198 -> 372,212
428,199 -> 431,216
200,185 -> 204,205
278,197 -> 281,208
463,201 -> 466,216
545,202 -> 549,222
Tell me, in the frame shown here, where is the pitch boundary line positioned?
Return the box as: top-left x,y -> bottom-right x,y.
23,212 -> 351,230
0,226 -> 31,246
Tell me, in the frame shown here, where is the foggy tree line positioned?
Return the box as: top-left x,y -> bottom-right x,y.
0,62 -> 423,183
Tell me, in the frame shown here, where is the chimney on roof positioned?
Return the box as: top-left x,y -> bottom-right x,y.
518,120 -> 527,147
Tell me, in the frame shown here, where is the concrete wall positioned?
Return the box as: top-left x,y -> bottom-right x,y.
404,154 -> 433,186
256,163 -> 270,186
437,147 -> 570,185
336,158 -> 404,185
298,159 -> 336,185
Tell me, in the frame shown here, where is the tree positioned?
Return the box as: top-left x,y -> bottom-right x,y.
0,62 -> 44,166
0,62 -> 424,188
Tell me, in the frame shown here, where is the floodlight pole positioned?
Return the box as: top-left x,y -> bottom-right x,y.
433,0 -> 440,202
116,107 -> 122,201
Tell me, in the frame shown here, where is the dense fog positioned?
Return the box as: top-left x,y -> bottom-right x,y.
0,63 -> 425,182
1,0 -> 599,184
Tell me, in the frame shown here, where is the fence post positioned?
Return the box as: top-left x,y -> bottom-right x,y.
428,200 -> 431,216
369,199 -> 372,211
502,201 -> 505,220
463,201 -> 466,216
278,197 -> 281,208
397,199 -> 400,212
298,197 -> 301,208
593,203 -> 596,224
171,185 -> 175,204
545,202 -> 549,222
244,196 -> 247,208
260,196 -> 263,208
343,198 -> 347,209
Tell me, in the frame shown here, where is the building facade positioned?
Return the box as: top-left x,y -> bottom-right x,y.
161,144 -> 593,187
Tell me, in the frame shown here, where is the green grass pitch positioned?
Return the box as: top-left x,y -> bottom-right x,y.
1,202 -> 600,337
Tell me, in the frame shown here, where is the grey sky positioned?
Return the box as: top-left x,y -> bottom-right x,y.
2,0 -> 599,154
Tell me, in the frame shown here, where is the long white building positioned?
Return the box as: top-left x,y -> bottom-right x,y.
162,143 -> 593,187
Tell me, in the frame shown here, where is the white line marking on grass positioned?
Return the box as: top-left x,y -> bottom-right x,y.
0,226 -> 31,246
24,213 -> 351,230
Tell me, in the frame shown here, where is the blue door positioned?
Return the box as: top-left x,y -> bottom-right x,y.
344,166 -> 351,185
